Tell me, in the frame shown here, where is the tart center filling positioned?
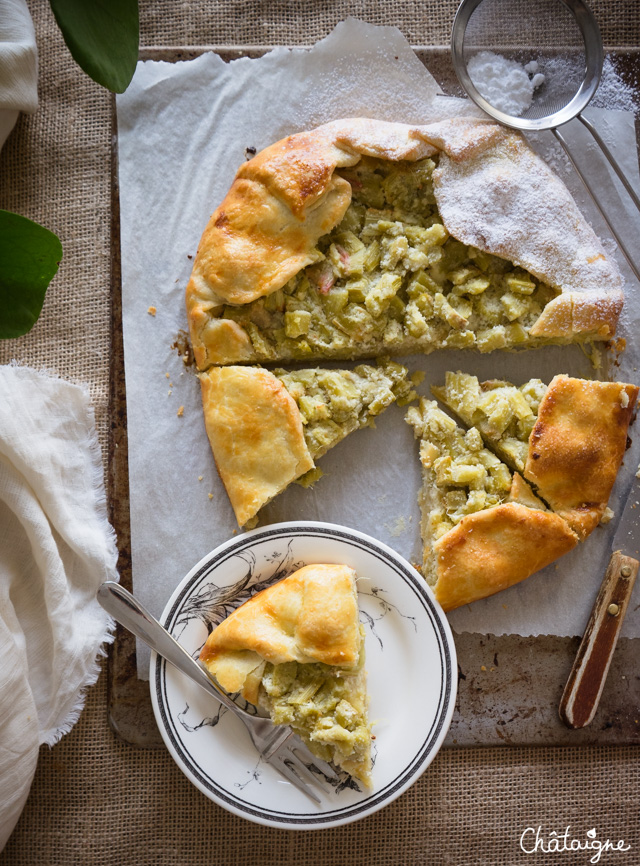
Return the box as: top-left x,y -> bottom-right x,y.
275,360 -> 415,467
215,155 -> 558,360
406,399 -> 515,549
258,630 -> 371,782
432,371 -> 549,472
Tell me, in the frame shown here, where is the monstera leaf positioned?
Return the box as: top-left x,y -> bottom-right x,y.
0,211 -> 62,339
49,0 -> 139,93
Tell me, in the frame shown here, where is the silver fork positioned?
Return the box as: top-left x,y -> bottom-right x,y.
97,581 -> 337,802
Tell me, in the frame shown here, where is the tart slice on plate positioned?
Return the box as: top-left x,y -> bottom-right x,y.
405,398 -> 579,611
432,372 -> 638,540
199,563 -> 372,787
199,359 -> 413,527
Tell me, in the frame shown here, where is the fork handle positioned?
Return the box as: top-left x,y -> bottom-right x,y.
97,581 -> 245,716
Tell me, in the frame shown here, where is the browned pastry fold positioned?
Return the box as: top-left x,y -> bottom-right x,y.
186,117 -> 623,369
199,366 -> 313,528
200,563 -> 361,699
432,502 -> 578,612
433,373 -> 639,542
525,376 -> 638,539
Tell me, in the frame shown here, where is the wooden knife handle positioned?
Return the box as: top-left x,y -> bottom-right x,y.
559,550 -> 638,730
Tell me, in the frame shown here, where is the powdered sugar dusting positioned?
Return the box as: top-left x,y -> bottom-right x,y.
592,55 -> 639,115
467,51 -> 638,123
468,50 -> 545,116
434,132 -> 623,307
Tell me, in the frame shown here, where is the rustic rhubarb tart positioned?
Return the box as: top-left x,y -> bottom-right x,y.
432,372 -> 638,540
199,563 -> 372,787
199,359 -> 415,527
186,118 -> 623,370
405,398 -> 578,611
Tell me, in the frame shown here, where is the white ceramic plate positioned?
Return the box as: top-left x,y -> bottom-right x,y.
150,521 -> 457,829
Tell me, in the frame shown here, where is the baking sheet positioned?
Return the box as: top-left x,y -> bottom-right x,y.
115,20 -> 640,678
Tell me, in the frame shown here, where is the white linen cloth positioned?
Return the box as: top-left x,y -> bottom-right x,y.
0,0 -> 38,150
0,365 -> 118,851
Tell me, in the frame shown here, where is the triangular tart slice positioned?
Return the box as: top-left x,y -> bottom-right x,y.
405,398 -> 578,611
199,359 -> 413,527
199,563 -> 372,787
432,372 -> 638,540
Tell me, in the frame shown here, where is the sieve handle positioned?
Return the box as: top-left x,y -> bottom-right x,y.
577,114 -> 640,215
553,125 -> 640,283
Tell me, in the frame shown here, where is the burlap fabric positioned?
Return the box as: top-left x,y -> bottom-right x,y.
0,1 -> 639,863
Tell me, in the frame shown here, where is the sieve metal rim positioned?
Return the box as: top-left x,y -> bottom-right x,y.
451,0 -> 604,130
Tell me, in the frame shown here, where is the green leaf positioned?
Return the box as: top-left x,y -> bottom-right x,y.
49,0 -> 139,94
0,211 -> 63,339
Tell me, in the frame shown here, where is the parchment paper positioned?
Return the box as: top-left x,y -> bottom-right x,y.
115,20 -> 640,677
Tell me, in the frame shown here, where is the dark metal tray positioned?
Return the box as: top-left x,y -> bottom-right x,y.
107,45 -> 640,749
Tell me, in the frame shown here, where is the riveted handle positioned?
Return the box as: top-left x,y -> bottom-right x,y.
559,551 -> 638,729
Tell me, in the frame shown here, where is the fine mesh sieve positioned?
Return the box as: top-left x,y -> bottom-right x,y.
451,0 -> 640,280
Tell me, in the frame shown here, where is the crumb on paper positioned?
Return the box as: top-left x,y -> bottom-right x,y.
384,515 -> 407,537
600,506 -> 615,525
579,341 -> 602,372
168,389 -> 172,396
165,372 -> 170,378
171,331 -> 195,367
411,370 -> 426,387
636,464 -> 640,479
208,493 -> 213,500
480,665 -> 486,671
177,405 -> 184,417
198,475 -> 203,481
147,306 -> 156,316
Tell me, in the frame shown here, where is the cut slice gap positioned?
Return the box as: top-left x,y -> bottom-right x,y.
199,359 -> 414,526
432,371 -> 549,474
432,371 -> 639,540
405,398 -> 578,610
199,563 -> 372,787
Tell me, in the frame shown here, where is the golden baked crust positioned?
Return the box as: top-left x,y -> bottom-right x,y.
433,372 -> 638,541
434,372 -> 638,541
200,563 -> 361,696
200,361 -> 411,527
406,397 -> 579,611
433,502 -> 578,611
200,563 -> 372,786
525,376 -> 638,539
199,366 -> 313,527
186,118 -> 623,370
